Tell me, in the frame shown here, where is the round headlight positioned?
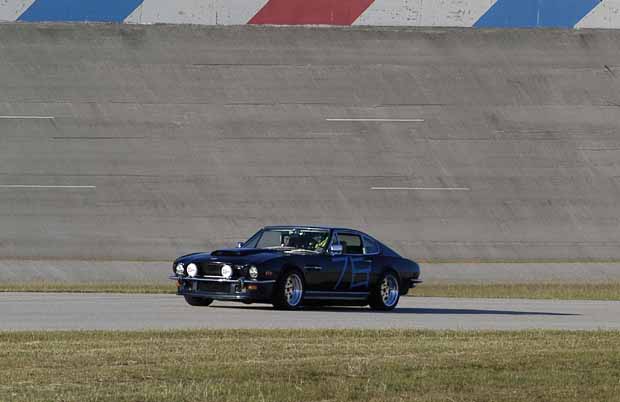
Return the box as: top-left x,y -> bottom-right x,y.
175,263 -> 185,275
187,263 -> 198,277
221,264 -> 233,279
249,266 -> 259,279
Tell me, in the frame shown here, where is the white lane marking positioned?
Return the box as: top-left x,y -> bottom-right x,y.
0,185 -> 96,189
0,116 -> 55,120
371,187 -> 470,191
326,118 -> 424,122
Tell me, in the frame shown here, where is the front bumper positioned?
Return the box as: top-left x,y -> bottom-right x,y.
169,275 -> 275,301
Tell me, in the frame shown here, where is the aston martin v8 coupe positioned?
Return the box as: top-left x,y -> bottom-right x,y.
170,226 -> 421,310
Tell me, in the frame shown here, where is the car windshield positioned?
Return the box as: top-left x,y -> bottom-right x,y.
249,228 -> 330,253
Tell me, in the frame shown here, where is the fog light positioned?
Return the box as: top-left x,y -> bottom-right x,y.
187,263 -> 198,277
221,264 -> 233,278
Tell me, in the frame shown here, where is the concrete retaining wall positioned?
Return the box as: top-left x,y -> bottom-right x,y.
1,0 -> 620,28
424,263 -> 620,284
3,260 -> 619,284
1,24 -> 620,263
0,260 -> 171,283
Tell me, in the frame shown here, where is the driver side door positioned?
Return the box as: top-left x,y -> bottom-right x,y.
330,231 -> 372,293
302,232 -> 342,292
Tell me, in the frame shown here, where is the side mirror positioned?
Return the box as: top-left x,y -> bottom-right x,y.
329,244 -> 343,255
236,242 -> 244,248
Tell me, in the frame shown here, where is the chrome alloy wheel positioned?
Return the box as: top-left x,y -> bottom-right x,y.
284,273 -> 303,307
380,274 -> 399,307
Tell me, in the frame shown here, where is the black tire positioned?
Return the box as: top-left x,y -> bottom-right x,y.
369,271 -> 400,311
272,270 -> 305,310
183,295 -> 213,307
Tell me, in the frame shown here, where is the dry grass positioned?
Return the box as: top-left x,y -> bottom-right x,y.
1,329 -> 619,402
0,281 -> 172,294
414,282 -> 620,301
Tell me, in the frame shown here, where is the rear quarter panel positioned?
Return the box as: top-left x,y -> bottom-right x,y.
373,256 -> 420,291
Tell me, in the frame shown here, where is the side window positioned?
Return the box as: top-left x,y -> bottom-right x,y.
330,232 -> 339,249
362,236 -> 379,255
336,233 -> 363,255
242,231 -> 262,248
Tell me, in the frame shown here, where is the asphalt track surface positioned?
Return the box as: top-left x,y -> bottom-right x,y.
2,293 -> 619,331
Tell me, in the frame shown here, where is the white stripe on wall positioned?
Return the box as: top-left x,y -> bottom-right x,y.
0,185 -> 96,189
354,0 -> 497,27
371,187 -> 470,191
0,0 -> 36,21
576,0 -> 620,29
326,118 -> 424,122
125,0 -> 269,25
0,115 -> 55,119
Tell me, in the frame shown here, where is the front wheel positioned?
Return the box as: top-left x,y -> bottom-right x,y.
369,271 -> 400,311
184,295 -> 213,307
272,271 -> 304,310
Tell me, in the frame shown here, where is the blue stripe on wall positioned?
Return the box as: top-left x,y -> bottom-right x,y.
474,0 -> 601,28
18,0 -> 144,22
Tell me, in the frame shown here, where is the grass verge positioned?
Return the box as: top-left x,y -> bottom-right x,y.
0,281 -> 172,294
414,282 -> 620,301
1,329 -> 619,402
2,281 -> 620,301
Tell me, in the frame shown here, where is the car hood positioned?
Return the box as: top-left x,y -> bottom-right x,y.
175,248 -> 285,265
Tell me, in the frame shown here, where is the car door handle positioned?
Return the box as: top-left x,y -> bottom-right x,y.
304,266 -> 323,271
363,259 -> 373,263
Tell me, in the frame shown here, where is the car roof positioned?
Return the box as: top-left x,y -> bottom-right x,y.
263,225 -> 362,233
259,225 -> 399,257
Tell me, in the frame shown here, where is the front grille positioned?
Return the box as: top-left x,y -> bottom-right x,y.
197,281 -> 231,293
199,262 -> 223,276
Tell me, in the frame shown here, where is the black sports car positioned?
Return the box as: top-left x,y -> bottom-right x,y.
170,226 -> 422,310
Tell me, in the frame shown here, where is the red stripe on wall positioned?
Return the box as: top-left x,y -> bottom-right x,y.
248,0 -> 375,25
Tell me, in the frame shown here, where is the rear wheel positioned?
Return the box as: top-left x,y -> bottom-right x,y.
272,270 -> 304,310
183,295 -> 213,307
369,271 -> 400,311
